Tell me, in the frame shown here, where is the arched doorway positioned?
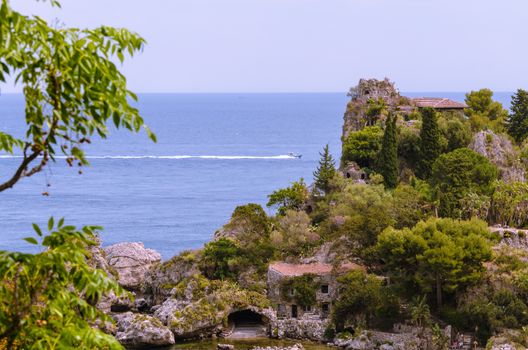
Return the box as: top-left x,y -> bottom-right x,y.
225,310 -> 268,338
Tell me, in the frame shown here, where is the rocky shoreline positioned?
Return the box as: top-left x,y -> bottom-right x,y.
91,241 -> 432,349
94,236 -> 526,350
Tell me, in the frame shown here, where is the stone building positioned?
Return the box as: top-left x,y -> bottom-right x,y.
342,78 -> 468,138
411,97 -> 468,111
341,162 -> 367,183
267,262 -> 363,320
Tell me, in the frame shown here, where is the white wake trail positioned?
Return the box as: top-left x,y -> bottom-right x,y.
0,154 -> 298,160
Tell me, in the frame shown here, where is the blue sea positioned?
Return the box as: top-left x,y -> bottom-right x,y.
0,92 -> 513,258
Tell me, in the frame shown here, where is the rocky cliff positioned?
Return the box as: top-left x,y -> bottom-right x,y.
469,130 -> 526,182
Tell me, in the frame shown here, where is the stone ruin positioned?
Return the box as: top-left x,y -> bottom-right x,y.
342,78 -> 403,139
347,78 -> 401,105
341,162 -> 367,183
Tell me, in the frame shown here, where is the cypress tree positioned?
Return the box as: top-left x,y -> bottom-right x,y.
507,89 -> 528,143
377,114 -> 398,188
313,144 -> 337,195
418,107 -> 441,179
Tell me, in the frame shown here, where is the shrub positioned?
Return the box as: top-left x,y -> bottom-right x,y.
280,274 -> 319,308
267,179 -> 309,216
342,126 -> 383,169
200,238 -> 240,280
431,148 -> 498,218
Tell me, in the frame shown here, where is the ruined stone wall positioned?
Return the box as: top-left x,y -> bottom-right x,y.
342,78 -> 402,139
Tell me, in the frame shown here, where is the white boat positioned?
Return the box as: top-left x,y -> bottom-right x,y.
288,152 -> 302,158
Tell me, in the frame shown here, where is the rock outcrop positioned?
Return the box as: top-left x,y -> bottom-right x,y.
113,312 -> 175,347
142,250 -> 201,305
251,344 -> 305,350
217,344 -> 235,350
490,227 -> 528,250
152,276 -> 272,339
334,330 -> 422,350
342,78 -> 402,139
486,329 -> 528,350
469,130 -> 526,182
105,242 -> 161,290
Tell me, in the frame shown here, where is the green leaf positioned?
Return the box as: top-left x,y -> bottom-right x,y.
24,237 -> 38,245
32,223 -> 43,236
48,217 -> 54,231
145,126 -> 157,143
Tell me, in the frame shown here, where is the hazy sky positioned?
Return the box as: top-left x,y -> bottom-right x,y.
6,0 -> 528,93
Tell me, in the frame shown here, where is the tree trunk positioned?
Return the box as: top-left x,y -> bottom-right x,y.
436,274 -> 442,307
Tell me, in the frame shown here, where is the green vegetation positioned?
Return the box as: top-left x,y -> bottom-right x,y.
365,97 -> 387,126
0,0 -> 150,348
417,108 -> 441,179
490,181 -> 528,227
0,0 -> 152,193
185,86 -> 528,346
324,183 -> 395,254
430,148 -> 498,218
341,126 -> 383,169
507,89 -> 528,143
333,270 -> 398,330
397,123 -> 421,170
313,144 -> 337,195
376,218 -> 494,307
377,114 -> 398,188
267,179 -> 309,215
438,116 -> 472,153
0,221 -> 125,349
457,246 -> 528,343
270,210 -> 320,257
465,89 -> 508,132
280,274 -> 319,308
216,204 -> 275,283
2,11 -> 527,345
201,238 -> 240,280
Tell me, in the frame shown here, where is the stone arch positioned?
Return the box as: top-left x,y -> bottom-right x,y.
225,309 -> 270,338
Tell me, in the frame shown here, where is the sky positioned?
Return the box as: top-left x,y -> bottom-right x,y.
5,0 -> 528,93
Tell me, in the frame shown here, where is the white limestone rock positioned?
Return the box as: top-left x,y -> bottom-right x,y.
105,242 -> 161,290
113,312 -> 175,347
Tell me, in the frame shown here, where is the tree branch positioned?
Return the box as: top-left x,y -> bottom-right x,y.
0,146 -> 41,192
0,67 -> 60,193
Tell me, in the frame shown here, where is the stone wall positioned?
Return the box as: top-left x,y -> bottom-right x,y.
342,78 -> 402,139
267,268 -> 341,320
270,318 -> 329,341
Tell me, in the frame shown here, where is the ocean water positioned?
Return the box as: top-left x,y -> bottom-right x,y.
0,92 -> 513,259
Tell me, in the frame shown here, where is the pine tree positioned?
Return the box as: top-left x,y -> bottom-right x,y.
313,144 -> 337,195
507,89 -> 528,143
377,114 -> 398,188
418,107 -> 441,179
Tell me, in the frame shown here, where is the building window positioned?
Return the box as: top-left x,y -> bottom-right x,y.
277,304 -> 286,318
291,305 -> 298,318
321,285 -> 329,294
322,303 -> 330,313
302,305 -> 312,312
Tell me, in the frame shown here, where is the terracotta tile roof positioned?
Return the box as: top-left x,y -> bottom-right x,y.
397,105 -> 415,113
269,262 -> 363,277
412,97 -> 467,109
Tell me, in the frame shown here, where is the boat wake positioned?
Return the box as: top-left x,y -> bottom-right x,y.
0,154 -> 300,160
